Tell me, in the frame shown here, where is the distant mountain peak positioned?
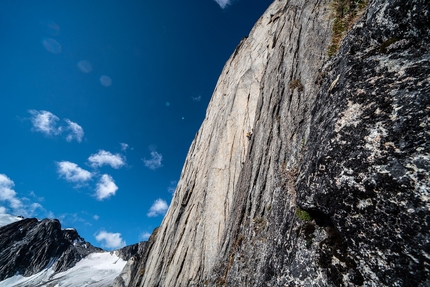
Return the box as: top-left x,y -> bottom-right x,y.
0,217 -> 102,281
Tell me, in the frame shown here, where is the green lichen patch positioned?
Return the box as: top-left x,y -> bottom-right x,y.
296,208 -> 313,221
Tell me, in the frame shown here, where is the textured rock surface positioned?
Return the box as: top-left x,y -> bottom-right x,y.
133,0 -> 317,285
114,228 -> 158,287
0,218 -> 103,281
297,0 -> 430,285
121,0 -> 429,286
115,242 -> 146,261
123,0 -> 333,286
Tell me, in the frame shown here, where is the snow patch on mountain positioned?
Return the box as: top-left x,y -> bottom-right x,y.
0,252 -> 126,287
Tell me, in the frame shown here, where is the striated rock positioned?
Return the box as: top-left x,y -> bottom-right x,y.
114,228 -> 158,287
0,217 -> 103,281
121,0 -> 429,286
125,0 -> 333,285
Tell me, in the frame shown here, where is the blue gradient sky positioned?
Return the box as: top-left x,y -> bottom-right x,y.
0,0 -> 272,249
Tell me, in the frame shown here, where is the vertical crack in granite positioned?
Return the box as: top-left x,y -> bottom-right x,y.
211,1 -> 334,285
131,2 -> 296,286
117,0 -> 429,286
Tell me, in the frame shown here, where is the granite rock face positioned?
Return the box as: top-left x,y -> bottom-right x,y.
120,0 -> 429,286
0,218 -> 103,281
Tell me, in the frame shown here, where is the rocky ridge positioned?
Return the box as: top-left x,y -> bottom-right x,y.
118,0 -> 429,286
0,217 -> 103,281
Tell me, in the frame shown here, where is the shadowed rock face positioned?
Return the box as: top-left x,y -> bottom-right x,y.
116,242 -> 147,262
117,0 -> 429,286
0,218 -> 103,281
297,0 -> 430,285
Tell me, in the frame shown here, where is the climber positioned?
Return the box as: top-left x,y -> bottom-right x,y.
246,132 -> 252,140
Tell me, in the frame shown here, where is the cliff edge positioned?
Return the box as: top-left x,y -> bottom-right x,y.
119,0 -> 430,286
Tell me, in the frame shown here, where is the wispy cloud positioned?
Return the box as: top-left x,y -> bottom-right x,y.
140,232 -> 152,241
65,119 -> 84,142
0,174 -> 47,217
28,110 -> 84,143
57,161 -> 93,183
0,174 -> 23,210
95,174 -> 118,200
214,0 -> 231,9
27,202 -> 43,215
29,191 -> 44,202
143,151 -> 163,170
93,214 -> 100,220
29,110 -> 62,136
192,95 -> 202,102
95,230 -> 126,249
168,180 -> 177,194
147,199 -> 168,217
57,212 -> 91,226
120,143 -> 129,151
88,150 -> 125,169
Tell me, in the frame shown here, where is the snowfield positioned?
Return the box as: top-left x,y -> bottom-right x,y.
0,252 -> 126,287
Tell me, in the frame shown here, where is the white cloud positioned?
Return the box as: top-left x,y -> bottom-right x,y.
88,150 -> 125,169
143,151 -> 163,170
65,119 -> 84,142
120,143 -> 129,151
29,110 -> 62,136
57,161 -> 93,183
0,174 -> 46,218
93,214 -> 100,220
58,213 -> 91,226
147,199 -> 168,217
95,174 -> 118,200
140,232 -> 151,241
0,174 -> 23,210
29,191 -> 44,202
214,0 -> 231,8
168,180 -> 177,194
28,110 -> 84,143
27,202 -> 43,215
192,95 -> 202,102
95,230 -> 126,249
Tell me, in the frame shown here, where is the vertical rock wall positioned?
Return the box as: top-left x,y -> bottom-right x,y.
126,0 -> 333,286
139,1 -> 331,285
297,0 -> 430,285
120,0 -> 430,286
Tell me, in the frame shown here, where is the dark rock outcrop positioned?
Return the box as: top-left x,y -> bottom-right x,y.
115,242 -> 146,262
0,218 -> 103,281
119,0 -> 430,286
296,0 -> 430,285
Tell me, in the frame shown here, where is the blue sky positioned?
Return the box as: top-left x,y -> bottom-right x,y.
0,0 -> 272,249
